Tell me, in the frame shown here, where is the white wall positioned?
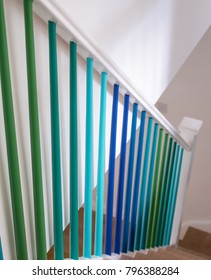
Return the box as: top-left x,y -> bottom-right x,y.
0,0 -> 134,259
157,27 -> 211,237
60,0 -> 211,104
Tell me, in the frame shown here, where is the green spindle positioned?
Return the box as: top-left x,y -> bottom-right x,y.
145,128 -> 163,249
70,41 -> 79,260
84,57 -> 93,258
150,133 -> 168,247
23,0 -> 47,259
163,144 -> 179,245
0,0 -> 28,259
159,141 -> 177,246
155,137 -> 173,246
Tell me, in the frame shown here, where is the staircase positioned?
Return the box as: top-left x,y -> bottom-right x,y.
106,227 -> 211,260
0,0 -> 203,260
48,208 -> 211,260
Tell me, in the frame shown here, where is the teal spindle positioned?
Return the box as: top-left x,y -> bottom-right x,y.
0,239 -> 3,260
94,72 -> 107,257
163,144 -> 179,245
140,123 -> 158,249
84,58 -> 93,258
70,41 -> 79,260
48,21 -> 63,260
166,148 -> 184,244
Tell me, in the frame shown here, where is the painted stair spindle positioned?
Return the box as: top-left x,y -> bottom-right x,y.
129,110 -> 146,252
150,132 -> 169,247
140,123 -> 158,249
114,94 -> 130,254
94,72 -> 107,257
23,0 -> 46,259
163,144 -> 180,246
105,84 -> 119,256
134,116 -> 153,250
0,239 -> 3,260
166,147 -> 184,244
0,0 -> 28,260
121,103 -> 138,253
84,58 -> 93,258
159,141 -> 177,246
145,127 -> 163,249
155,137 -> 173,246
70,41 -> 79,260
48,21 -> 63,260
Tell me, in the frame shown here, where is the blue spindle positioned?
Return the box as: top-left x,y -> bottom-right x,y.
129,111 -> 146,252
121,103 -> 138,253
134,117 -> 153,250
114,94 -> 129,254
105,84 -> 119,255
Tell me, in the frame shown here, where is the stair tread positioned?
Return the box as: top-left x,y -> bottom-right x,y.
167,246 -> 210,260
179,227 -> 211,257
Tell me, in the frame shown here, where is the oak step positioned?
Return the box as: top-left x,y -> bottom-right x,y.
179,227 -> 211,258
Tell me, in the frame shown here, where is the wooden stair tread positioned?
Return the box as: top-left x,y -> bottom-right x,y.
179,227 -> 211,257
167,246 -> 209,260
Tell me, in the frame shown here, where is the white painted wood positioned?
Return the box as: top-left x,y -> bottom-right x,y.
34,0 -> 191,150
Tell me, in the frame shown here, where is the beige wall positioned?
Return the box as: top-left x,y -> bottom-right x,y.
157,27 -> 211,237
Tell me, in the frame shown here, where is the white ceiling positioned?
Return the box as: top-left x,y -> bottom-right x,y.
60,0 -> 211,104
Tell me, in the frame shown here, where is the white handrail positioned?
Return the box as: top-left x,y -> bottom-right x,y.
34,0 -> 191,151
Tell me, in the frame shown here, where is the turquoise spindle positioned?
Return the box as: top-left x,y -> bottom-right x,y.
114,94 -> 129,254
134,117 -> 153,250
140,123 -> 158,250
48,21 -> 63,260
0,239 -> 3,260
122,103 -> 138,253
166,148 -> 184,244
70,41 -> 79,260
84,58 -> 93,258
105,84 -> 119,256
129,111 -> 146,252
163,144 -> 179,246
94,72 -> 107,257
